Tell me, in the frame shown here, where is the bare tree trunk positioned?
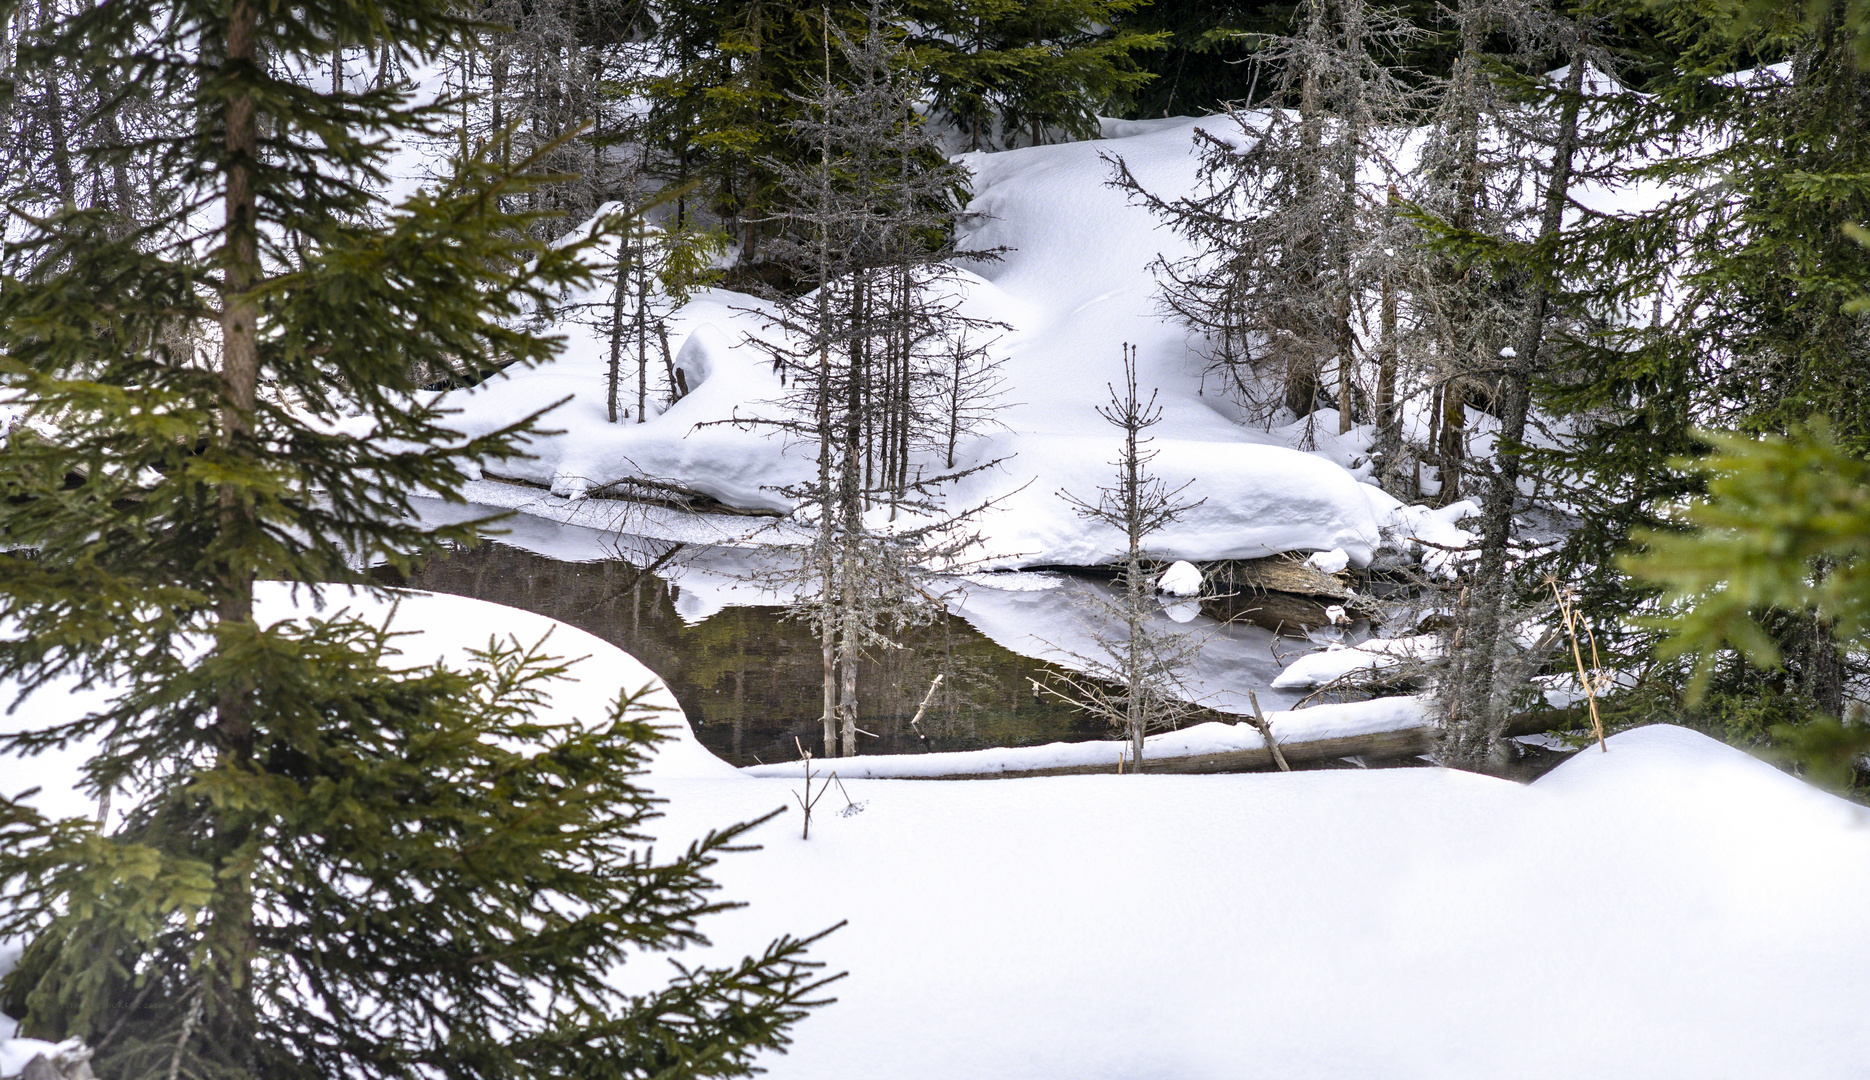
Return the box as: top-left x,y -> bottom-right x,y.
1291,0 -> 1326,420
1436,379 -> 1465,503
219,0 -> 260,671
101,106 -> 137,235
1440,50 -> 1585,769
606,239 -> 626,422
37,0 -> 76,207
1430,8 -> 1492,507
1334,5 -> 1365,436
1377,188 -> 1401,489
634,223 -> 649,423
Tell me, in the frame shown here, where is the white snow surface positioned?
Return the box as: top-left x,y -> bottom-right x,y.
1156,559 -> 1203,596
742,694 -> 1429,779
429,116 -> 1458,569
1271,634 -> 1440,690
7,595 -> 1870,1079
1306,547 -> 1350,574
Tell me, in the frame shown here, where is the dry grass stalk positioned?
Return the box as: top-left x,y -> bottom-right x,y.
1547,576 -> 1608,752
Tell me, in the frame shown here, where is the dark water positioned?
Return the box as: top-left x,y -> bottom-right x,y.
377,541 -> 1114,767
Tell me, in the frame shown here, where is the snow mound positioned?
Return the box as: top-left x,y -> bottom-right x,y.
648,719 -> 1870,1080
1156,560 -> 1203,596
1306,547 -> 1350,574
0,586 -> 738,831
421,115 -> 1464,568
1535,722 -> 1869,832
1271,634 -> 1438,690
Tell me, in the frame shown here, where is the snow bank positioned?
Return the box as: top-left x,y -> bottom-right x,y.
646,723 -> 1870,1080
7,590 -> 1869,1080
1271,634 -> 1439,690
419,114 -> 1444,569
740,694 -> 1428,779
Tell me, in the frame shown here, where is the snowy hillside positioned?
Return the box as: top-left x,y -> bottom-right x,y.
433,114 -> 1476,568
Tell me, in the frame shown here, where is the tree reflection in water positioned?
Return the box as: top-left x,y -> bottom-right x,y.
377,539 -> 1109,765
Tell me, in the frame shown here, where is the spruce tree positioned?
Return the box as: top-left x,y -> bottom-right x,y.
1115,0 -> 1285,118
0,0 -> 832,1075
1625,419 -> 1870,791
1535,0 -> 1870,731
903,0 -> 1167,150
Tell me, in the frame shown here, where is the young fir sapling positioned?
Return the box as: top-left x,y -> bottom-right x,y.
1039,345 -> 1207,768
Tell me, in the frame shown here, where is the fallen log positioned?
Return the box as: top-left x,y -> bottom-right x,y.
1207,555 -> 1353,601
1200,555 -> 1373,636
924,724 -> 1435,779
745,703 -> 1588,782
479,470 -> 785,517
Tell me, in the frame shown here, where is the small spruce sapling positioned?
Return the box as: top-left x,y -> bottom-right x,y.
1040,345 -> 1207,768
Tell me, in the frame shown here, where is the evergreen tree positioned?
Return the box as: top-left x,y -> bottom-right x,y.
638,0 -> 870,268
0,0 -> 832,1074
1535,0 -> 1870,730
1116,0 -> 1287,118
904,0 -> 1168,150
1625,419 -> 1870,791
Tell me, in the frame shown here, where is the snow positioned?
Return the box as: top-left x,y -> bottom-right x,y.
1156,559 -> 1202,596
947,572 -> 1309,715
7,594 -> 1870,1079
1270,634 -> 1440,691
0,1039 -> 85,1078
420,115 -> 1451,570
664,723 -> 1870,1080
1305,547 -> 1350,574
10,81 -> 1863,1078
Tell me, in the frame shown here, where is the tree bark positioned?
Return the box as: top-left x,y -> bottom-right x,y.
1442,50 -> 1585,767
208,1 -> 261,1068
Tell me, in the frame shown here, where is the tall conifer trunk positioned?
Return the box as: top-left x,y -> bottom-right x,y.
210,0 -> 261,1063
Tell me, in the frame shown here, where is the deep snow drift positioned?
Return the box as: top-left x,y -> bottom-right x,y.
429,115 -> 1476,570
6,593 -> 1868,1080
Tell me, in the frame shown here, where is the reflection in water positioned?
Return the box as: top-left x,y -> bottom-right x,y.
377,541 -> 1110,767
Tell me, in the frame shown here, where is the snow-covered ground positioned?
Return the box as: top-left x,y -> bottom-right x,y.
6,593 -> 1868,1079
427,115 -> 1477,571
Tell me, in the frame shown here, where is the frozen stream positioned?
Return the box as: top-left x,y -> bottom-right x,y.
389,498 -> 1327,766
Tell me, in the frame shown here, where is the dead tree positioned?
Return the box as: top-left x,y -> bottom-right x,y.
1407,0 -> 1556,504
1110,0 -> 1421,438
750,6 -> 1007,756
1431,9 -> 1601,769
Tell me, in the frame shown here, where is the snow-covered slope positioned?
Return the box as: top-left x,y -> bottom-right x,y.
7,598 -> 1867,1079
434,117 -> 1468,568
